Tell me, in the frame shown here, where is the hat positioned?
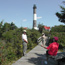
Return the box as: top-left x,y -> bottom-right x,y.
42,33 -> 45,35
23,30 -> 27,32
53,37 -> 58,41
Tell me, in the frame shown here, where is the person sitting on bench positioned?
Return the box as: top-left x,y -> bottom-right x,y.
41,37 -> 59,64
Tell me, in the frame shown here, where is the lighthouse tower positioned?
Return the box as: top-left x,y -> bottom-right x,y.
33,4 -> 38,30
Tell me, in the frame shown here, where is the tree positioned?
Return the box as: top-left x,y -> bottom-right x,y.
38,23 -> 44,33
56,6 -> 65,23
63,1 -> 65,5
2,22 -> 11,32
0,20 -> 3,37
2,22 -> 17,32
10,22 -> 17,30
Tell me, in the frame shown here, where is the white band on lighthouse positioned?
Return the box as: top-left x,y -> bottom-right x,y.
33,14 -> 37,20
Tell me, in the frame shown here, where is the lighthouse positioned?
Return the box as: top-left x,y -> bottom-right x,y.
33,4 -> 38,30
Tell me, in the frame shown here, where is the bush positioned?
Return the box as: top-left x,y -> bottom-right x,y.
0,27 -> 41,65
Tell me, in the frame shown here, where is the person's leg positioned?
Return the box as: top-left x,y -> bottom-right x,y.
23,42 -> 25,56
24,42 -> 27,56
23,42 -> 27,56
46,54 -> 49,62
44,50 -> 49,64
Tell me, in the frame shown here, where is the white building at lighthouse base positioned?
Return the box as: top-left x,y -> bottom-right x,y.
34,27 -> 39,30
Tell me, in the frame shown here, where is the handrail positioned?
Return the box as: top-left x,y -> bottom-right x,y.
37,37 -> 42,44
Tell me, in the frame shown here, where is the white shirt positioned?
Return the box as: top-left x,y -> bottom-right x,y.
22,34 -> 28,42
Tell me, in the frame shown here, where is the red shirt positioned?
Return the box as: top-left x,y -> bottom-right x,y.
46,42 -> 59,56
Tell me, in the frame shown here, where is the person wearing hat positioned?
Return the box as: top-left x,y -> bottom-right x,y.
41,33 -> 46,46
22,30 -> 28,56
41,37 -> 59,64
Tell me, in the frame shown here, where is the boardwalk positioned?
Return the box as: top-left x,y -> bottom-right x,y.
12,42 -> 58,65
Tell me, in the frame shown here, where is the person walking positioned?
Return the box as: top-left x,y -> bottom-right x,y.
41,33 -> 46,46
22,30 -> 28,56
41,37 -> 59,64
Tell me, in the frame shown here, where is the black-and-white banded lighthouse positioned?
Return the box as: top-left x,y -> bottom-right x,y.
33,4 -> 37,29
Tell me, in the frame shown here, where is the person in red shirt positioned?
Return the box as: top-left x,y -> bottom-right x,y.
41,37 -> 59,64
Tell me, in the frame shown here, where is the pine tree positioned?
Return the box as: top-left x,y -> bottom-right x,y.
56,6 -> 65,23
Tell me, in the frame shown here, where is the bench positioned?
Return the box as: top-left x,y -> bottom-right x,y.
49,52 -> 65,65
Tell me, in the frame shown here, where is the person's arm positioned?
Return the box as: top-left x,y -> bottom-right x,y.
23,39 -> 28,43
41,44 -> 51,50
41,45 -> 47,49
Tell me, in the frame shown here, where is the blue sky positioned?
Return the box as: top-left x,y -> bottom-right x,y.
0,0 -> 65,28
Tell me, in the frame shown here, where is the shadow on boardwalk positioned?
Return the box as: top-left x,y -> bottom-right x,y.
27,52 -> 58,65
27,53 -> 46,65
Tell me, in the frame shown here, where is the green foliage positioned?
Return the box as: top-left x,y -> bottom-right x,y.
27,29 -> 41,49
0,21 -> 41,65
51,25 -> 65,32
0,21 -> 3,37
56,6 -> 65,23
38,23 -> 44,33
2,23 -> 11,32
43,31 -> 50,36
10,22 -> 17,30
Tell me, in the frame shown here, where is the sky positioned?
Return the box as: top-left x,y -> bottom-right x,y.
0,0 -> 65,28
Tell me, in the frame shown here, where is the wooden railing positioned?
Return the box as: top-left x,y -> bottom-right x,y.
37,37 -> 42,44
